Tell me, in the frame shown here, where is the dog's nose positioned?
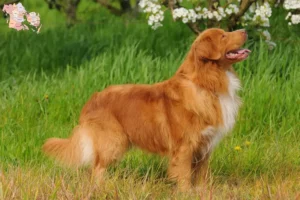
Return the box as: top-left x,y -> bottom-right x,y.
238,29 -> 247,34
238,29 -> 247,39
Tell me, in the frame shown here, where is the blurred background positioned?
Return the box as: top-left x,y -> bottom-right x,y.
0,0 -> 299,80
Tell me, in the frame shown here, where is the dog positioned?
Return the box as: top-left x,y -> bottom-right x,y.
43,28 -> 250,191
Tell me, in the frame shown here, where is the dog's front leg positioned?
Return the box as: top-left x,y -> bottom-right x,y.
168,144 -> 193,191
192,154 -> 211,188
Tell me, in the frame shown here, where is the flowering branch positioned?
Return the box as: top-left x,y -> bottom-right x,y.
207,0 -> 220,27
187,22 -> 201,34
284,0 -> 300,25
228,0 -> 256,30
2,2 -> 41,33
138,0 -> 281,49
165,0 -> 201,33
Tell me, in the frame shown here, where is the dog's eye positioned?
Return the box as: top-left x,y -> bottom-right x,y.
222,34 -> 226,38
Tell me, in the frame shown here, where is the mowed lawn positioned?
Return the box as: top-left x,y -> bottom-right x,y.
0,3 -> 300,199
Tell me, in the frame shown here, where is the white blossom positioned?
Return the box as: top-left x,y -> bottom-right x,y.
252,2 -> 272,27
218,7 -> 226,18
242,13 -> 251,21
249,4 -> 256,13
283,0 -> 300,25
291,14 -> 300,24
207,11 -> 214,19
152,22 -> 162,30
194,6 -> 227,21
266,40 -> 277,50
15,2 -> 26,14
138,0 -> 294,39
173,8 -> 188,18
262,30 -> 271,41
195,6 -> 201,12
148,12 -> 164,28
139,0 -> 146,8
182,18 -> 188,23
201,8 -> 208,19
284,0 -> 300,9
285,12 -> 292,20
259,29 -> 276,50
225,9 -> 232,15
225,4 -> 239,15
11,9 -> 25,23
139,0 -> 164,29
173,8 -> 199,23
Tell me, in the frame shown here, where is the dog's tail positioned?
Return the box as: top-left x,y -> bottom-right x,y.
42,126 -> 94,167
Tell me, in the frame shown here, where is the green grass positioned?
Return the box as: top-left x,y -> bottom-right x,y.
1,1 -> 300,199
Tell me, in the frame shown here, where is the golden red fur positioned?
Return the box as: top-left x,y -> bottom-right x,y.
43,28 -> 250,191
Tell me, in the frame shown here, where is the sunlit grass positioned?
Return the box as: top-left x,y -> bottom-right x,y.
1,165 -> 299,199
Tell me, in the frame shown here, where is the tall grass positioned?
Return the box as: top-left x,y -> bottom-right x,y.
0,2 -> 300,199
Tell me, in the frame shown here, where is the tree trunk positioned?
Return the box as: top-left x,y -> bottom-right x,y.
133,0 -> 140,17
66,0 -> 81,26
119,0 -> 131,13
44,0 -> 81,27
227,0 -> 256,31
207,0 -> 220,27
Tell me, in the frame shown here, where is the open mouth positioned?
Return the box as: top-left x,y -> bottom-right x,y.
226,49 -> 251,60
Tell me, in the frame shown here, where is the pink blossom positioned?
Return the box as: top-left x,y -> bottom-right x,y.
26,12 -> 40,27
15,2 -> 26,14
2,4 -> 14,14
8,19 -> 26,31
2,3 -> 41,33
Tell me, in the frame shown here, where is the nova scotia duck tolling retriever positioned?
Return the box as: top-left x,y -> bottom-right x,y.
43,28 -> 251,191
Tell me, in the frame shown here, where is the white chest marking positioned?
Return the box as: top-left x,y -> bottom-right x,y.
200,71 -> 241,155
218,71 -> 241,133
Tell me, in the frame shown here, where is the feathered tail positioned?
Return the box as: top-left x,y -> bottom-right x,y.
42,126 -> 94,167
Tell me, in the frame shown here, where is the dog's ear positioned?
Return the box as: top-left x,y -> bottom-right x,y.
193,38 -> 221,62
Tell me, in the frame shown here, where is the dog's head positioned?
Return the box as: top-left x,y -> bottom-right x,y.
192,28 -> 251,66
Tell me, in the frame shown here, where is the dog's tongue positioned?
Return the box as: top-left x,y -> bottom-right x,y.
236,49 -> 251,54
226,49 -> 251,60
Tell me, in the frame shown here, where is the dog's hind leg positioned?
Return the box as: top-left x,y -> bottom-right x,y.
89,123 -> 129,184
